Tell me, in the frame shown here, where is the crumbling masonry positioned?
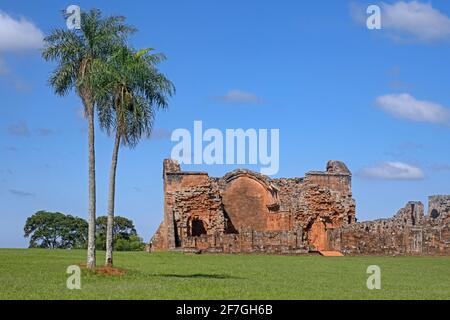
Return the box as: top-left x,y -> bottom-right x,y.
328,196 -> 450,255
150,159 -> 450,255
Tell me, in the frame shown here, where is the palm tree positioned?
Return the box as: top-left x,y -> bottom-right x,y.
95,46 -> 174,267
42,9 -> 135,269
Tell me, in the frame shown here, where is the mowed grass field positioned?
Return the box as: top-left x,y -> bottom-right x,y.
0,249 -> 449,299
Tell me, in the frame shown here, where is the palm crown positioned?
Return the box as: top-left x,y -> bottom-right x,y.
42,9 -> 136,105
95,46 -> 175,147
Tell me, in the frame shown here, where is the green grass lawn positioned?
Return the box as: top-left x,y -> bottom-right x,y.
0,249 -> 449,299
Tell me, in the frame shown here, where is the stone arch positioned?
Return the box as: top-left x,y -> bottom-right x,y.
221,170 -> 279,231
188,216 -> 208,237
223,170 -> 279,200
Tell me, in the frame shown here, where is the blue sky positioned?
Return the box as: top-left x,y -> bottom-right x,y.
1,0 -> 450,247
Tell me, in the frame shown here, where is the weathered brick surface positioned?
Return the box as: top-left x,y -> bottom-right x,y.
328,199 -> 450,255
149,160 -> 450,255
150,159 -> 355,253
150,160 -> 450,255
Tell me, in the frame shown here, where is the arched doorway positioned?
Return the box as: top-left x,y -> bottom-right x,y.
190,217 -> 207,237
307,219 -> 328,251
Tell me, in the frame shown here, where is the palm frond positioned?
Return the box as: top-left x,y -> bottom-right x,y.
42,7 -> 135,105
94,45 -> 175,147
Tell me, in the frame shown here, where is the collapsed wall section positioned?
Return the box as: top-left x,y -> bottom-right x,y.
328,198 -> 450,255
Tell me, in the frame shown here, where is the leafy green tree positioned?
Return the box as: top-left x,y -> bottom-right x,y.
115,235 -> 146,251
24,211 -> 87,249
94,46 -> 174,266
42,9 -> 135,268
95,216 -> 143,251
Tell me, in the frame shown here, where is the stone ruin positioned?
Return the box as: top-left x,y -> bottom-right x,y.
149,159 -> 450,255
150,159 -> 356,254
328,196 -> 450,255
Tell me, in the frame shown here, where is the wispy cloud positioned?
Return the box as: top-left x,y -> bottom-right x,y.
6,123 -> 55,137
10,77 -> 32,93
76,107 -> 88,135
36,128 -> 55,136
349,2 -> 367,25
5,146 -> 18,152
359,161 -> 425,180
351,1 -> 450,42
430,163 -> 450,172
150,128 -> 172,140
386,66 -> 414,91
388,80 -> 414,91
0,169 -> 13,176
375,93 -> 450,125
0,11 -> 44,51
7,122 -> 30,137
9,189 -> 35,197
387,66 -> 402,77
0,59 -> 32,92
384,141 -> 424,157
216,89 -> 264,105
75,106 -> 86,120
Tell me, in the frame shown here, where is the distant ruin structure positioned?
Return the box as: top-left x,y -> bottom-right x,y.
328,196 -> 450,255
150,159 -> 450,255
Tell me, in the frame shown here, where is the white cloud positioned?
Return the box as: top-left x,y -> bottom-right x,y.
359,161 -> 425,180
350,1 -> 450,42
381,1 -> 450,42
216,89 -> 264,104
0,11 -> 44,51
375,93 -> 450,125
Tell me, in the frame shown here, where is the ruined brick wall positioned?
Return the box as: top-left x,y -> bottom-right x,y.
328,198 -> 450,255
150,159 -> 355,253
422,195 -> 450,255
150,159 -> 450,256
429,195 -> 450,221
181,228 -> 308,254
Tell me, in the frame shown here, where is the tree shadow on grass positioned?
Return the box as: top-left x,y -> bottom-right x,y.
157,273 -> 243,280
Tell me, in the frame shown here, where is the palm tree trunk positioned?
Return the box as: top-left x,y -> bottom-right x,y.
86,103 -> 97,269
106,131 -> 121,267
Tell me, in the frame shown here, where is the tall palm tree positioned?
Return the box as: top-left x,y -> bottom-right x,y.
42,9 -> 135,269
95,46 -> 174,267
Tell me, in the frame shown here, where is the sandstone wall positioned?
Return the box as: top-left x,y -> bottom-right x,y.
150,159 -> 355,253
151,160 -> 450,256
328,198 -> 450,255
180,228 -> 308,254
